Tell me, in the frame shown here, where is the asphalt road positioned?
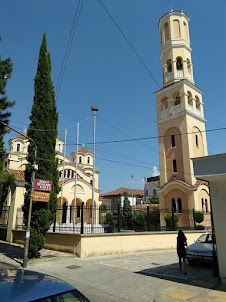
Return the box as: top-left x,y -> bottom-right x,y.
26,249 -> 225,302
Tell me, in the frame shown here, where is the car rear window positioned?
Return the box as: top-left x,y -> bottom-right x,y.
31,289 -> 90,302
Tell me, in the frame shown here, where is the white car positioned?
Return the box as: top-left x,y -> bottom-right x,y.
186,233 -> 216,264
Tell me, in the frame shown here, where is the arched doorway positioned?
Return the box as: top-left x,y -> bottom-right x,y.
56,197 -> 68,224
70,198 -> 82,224
86,199 -> 97,224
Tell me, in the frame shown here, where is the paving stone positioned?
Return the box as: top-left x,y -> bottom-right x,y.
163,289 -> 199,300
189,279 -> 216,289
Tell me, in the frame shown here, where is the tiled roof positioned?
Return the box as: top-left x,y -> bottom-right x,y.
11,133 -> 28,140
57,136 -> 64,141
71,147 -> 93,156
5,169 -> 25,181
100,187 -> 144,197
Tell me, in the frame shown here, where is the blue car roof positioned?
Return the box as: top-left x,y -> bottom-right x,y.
0,269 -> 76,302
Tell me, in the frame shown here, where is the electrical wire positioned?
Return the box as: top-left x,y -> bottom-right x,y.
55,0 -> 84,100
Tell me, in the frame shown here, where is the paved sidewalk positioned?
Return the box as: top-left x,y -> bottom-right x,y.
0,241 -> 225,301
0,240 -> 73,268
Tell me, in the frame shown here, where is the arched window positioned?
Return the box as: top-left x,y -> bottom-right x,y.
77,205 -> 81,218
195,135 -> 199,148
195,96 -> 200,109
173,91 -> 181,106
173,19 -> 180,38
205,199 -> 208,213
171,135 -> 175,147
172,198 -> 176,213
17,144 -> 20,152
71,171 -> 74,178
173,159 -> 177,173
67,170 -> 70,178
87,157 -> 90,164
166,59 -> 172,72
62,202 -> 67,224
64,170 -> 66,178
79,156 -> 82,164
176,57 -> 183,70
58,144 -> 61,151
178,198 -> 182,213
164,22 -> 169,42
161,96 -> 168,109
59,171 -> 62,178
183,22 -> 189,41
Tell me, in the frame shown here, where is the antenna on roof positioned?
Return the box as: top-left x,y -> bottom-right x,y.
82,142 -> 85,148
170,4 -> 173,12
24,126 -> 27,134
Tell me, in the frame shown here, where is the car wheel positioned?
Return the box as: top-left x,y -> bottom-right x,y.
187,259 -> 194,265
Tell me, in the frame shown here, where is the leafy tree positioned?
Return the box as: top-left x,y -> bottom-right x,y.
147,195 -> 159,204
0,37 -> 15,212
122,191 -> 132,229
194,211 -> 204,224
104,212 -> 116,233
132,211 -> 147,232
23,33 -> 60,257
164,212 -> 179,231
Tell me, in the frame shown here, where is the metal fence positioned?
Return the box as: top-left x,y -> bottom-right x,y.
15,205 -> 212,235
0,206 -> 10,227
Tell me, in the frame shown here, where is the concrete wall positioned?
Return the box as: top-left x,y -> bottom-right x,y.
13,230 -> 205,258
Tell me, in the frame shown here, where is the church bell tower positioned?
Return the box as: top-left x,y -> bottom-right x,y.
154,11 -> 210,227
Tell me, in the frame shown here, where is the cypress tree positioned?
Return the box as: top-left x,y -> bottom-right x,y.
23,33 -> 60,256
0,37 -> 15,212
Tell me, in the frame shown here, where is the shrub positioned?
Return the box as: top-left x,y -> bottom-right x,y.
132,211 -> 147,232
104,213 -> 116,233
195,225 -> 205,230
194,211 -> 204,224
29,228 -> 45,258
164,212 -> 179,231
148,208 -> 160,231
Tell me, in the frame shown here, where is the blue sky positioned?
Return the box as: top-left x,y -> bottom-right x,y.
1,0 -> 225,193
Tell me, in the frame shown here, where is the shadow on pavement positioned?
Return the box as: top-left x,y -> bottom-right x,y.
136,262 -> 225,291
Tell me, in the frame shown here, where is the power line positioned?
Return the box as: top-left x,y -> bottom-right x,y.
55,0 -> 84,100
66,127 -> 226,145
97,0 -> 161,90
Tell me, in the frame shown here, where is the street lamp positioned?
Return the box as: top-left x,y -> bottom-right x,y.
91,106 -> 98,233
131,175 -> 134,206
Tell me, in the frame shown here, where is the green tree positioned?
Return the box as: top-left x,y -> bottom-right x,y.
122,191 -> 132,229
23,33 -> 60,257
132,211 -> 147,232
0,37 -> 15,212
164,212 -> 179,231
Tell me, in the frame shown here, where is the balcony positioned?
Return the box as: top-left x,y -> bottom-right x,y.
196,108 -> 201,116
177,70 -> 184,78
161,109 -> 169,119
188,104 -> 193,113
165,72 -> 173,82
173,104 -> 182,115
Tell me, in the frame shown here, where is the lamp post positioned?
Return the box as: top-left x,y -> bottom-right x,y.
131,175 -> 134,206
0,122 -> 37,268
73,122 -> 79,232
91,106 -> 98,233
59,128 -> 67,231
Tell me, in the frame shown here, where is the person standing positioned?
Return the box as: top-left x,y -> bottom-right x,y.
177,230 -> 187,274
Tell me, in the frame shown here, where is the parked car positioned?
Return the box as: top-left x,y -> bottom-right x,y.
0,269 -> 91,302
186,233 -> 216,264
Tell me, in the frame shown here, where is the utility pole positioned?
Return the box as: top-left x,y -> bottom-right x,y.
0,122 -> 37,268
131,174 -> 134,206
73,122 -> 79,232
59,128 -> 67,231
91,106 -> 98,233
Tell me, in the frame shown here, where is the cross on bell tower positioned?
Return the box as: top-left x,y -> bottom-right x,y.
154,10 -> 210,229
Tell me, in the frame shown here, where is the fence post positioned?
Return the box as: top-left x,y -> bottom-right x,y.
81,202 -> 84,234
192,209 -> 196,229
172,207 -> 175,231
117,203 -> 120,232
53,211 -> 56,233
147,206 -> 150,232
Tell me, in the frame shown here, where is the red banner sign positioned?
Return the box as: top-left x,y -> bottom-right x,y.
34,179 -> 52,192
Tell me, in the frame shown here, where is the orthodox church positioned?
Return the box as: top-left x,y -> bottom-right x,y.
4,133 -> 103,234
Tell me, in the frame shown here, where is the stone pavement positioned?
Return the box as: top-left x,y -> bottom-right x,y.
0,241 -> 226,301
